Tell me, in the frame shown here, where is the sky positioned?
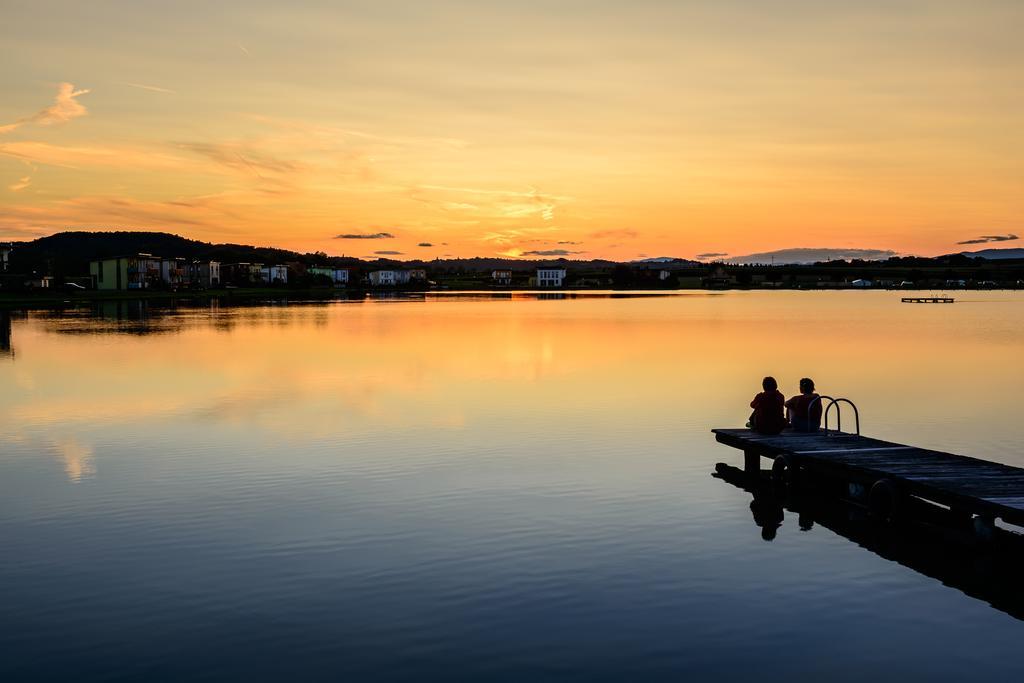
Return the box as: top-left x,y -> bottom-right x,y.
1,0 -> 1022,261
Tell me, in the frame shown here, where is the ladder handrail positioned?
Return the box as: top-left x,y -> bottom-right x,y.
826,398 -> 860,435
806,395 -> 860,435
807,394 -> 835,431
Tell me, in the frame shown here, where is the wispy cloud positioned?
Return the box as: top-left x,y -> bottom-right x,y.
0,82 -> 90,134
336,232 -> 395,239
696,252 -> 728,260
590,228 -> 638,239
726,248 -> 897,265
481,227 -> 559,245
957,233 -> 1018,245
177,141 -> 300,177
237,42 -> 250,57
418,242 -> 433,247
521,249 -> 585,257
374,250 -> 403,255
121,82 -> 176,95
8,175 -> 32,192
416,185 -> 566,222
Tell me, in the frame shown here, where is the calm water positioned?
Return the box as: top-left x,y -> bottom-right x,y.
2,291 -> 1024,681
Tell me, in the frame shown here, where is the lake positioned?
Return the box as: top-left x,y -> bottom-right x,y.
2,291 -> 1024,681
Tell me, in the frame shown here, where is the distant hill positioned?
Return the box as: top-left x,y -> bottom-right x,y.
6,231 -> 358,278
958,247 -> 1024,261
4,230 -> 652,277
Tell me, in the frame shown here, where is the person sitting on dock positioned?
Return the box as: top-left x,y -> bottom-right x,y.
786,378 -> 822,432
747,376 -> 786,435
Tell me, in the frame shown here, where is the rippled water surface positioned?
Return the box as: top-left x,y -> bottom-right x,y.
2,291 -> 1024,681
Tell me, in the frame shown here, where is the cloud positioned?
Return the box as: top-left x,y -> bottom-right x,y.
8,175 -> 32,192
335,231 -> 395,239
177,141 -> 300,177
557,240 -> 581,245
237,42 -> 251,57
696,252 -> 729,260
481,227 -> 558,245
414,185 -> 566,222
418,242 -> 433,247
121,82 -> 176,95
374,250 -> 403,255
521,249 -> 585,257
957,233 -> 1018,245
726,248 -> 898,265
0,82 -> 90,134
590,228 -> 638,239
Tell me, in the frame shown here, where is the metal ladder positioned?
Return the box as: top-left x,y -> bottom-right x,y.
807,395 -> 860,435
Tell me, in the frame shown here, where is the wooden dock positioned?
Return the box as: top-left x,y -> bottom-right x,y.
712,428 -> 1024,530
901,296 -> 954,303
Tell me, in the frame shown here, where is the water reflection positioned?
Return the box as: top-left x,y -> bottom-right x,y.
3,292 -> 1024,681
714,463 -> 1024,621
0,310 -> 12,356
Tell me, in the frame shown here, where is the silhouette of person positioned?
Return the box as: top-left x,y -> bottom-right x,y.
786,377 -> 822,432
747,376 -> 786,435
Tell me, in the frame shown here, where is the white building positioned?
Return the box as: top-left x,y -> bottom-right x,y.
850,278 -> 873,288
260,264 -> 288,284
492,269 -> 512,286
309,266 -> 350,285
369,270 -> 397,286
161,257 -> 189,287
1,244 -> 10,272
189,261 -> 221,288
536,267 -> 566,288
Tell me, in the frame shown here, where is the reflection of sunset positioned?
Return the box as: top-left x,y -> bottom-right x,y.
2,293 -> 1023,469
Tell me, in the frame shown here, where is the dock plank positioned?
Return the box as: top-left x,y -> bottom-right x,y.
712,428 -> 1024,527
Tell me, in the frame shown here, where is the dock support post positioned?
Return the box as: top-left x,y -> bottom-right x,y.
744,449 -> 760,474
974,515 -> 997,542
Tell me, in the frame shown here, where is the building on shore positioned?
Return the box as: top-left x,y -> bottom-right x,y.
536,267 -> 566,288
90,254 -> 162,290
492,269 -> 512,286
369,270 -> 399,286
160,258 -> 189,288
261,264 -> 289,284
222,263 -> 270,286
309,266 -> 350,285
1,244 -> 10,272
189,261 -> 221,288
368,269 -> 426,286
26,276 -> 53,289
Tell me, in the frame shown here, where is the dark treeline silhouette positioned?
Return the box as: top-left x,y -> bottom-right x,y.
4,231 -> 1024,290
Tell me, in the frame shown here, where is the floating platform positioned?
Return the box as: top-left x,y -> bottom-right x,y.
901,296 -> 955,303
712,428 -> 1024,530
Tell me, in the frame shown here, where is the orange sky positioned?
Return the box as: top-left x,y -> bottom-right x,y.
1,1 -> 1022,260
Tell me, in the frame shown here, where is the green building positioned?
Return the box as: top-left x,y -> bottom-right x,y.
90,254 -> 162,290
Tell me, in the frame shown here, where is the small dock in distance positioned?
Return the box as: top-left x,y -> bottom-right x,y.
901,296 -> 955,303
712,428 -> 1024,532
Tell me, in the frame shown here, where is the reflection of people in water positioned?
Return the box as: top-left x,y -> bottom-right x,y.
750,493 -> 784,541
0,310 -> 11,356
786,377 -> 822,432
747,376 -> 786,434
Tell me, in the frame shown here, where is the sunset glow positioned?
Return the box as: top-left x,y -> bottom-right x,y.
2,1 -> 1022,260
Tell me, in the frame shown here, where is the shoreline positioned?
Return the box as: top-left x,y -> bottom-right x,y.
1,285 -> 1021,309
